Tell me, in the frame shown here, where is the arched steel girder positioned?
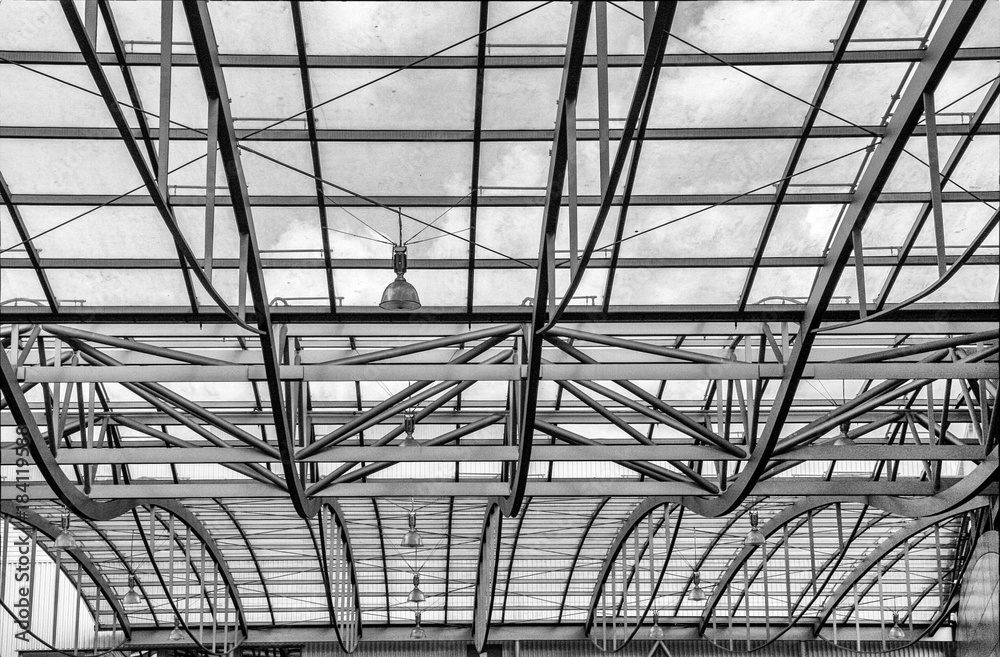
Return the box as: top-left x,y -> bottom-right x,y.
317,502 -> 362,653
0,501 -> 132,639
180,0 -> 319,520
700,504 -> 897,639
669,507 -> 751,615
558,497 -> 610,622
868,447 -> 997,518
214,500 -> 277,625
499,497 -> 533,622
128,503 -> 249,653
677,0 -> 988,518
473,500 -> 503,652
812,498 -> 988,633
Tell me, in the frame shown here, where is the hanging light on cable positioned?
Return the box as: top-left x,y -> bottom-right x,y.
54,508 -> 78,550
401,510 -> 424,548
833,421 -> 855,446
689,572 -> 707,602
401,410 -> 420,448
123,574 -> 142,607
380,211 -> 420,310
648,609 -> 665,639
888,611 -> 905,639
407,573 -> 426,603
169,621 -> 184,641
744,510 -> 765,547
410,609 -> 426,640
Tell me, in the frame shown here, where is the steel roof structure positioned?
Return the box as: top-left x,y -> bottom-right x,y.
0,1 -> 997,655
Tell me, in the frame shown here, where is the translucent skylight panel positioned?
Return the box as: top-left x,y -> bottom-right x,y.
616,205 -> 768,258
300,2 -> 479,56
207,2 -> 297,55
669,1 -> 852,54
175,206 -> 240,259
889,265 -> 998,304
813,63 -> 910,127
611,267 -> 748,305
486,2 -> 572,56
253,207 -> 326,258
0,269 -> 45,304
400,268 -> 466,306
947,136 -> 1000,192
318,142 -> 472,196
850,1 -> 944,49
311,69 -> 476,130
472,269 -> 536,306
0,139 -> 144,195
238,141 -> 317,196
130,66 -> 211,131
832,265 -> 891,305
746,266 -> 817,303
20,205 -> 179,259
932,61 -> 1000,122
46,269 -> 192,306
0,1 -> 78,52
631,139 -> 793,195
882,135 -> 961,193
791,137 -> 871,189
224,67 -> 306,122
645,66 -> 821,128
761,205 -> 842,257
479,141 -> 551,193
0,65 -> 122,128
261,268 -> 330,305
964,0 -> 1000,47
482,68 -> 563,130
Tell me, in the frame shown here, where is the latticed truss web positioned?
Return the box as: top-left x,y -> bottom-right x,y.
0,0 -> 997,653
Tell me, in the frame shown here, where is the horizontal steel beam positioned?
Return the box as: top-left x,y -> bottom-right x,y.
4,253 -> 996,270
3,46 -> 997,67
11,190 -> 996,207
15,361 -> 996,382
1,444 -> 983,465
2,304 -> 996,325
5,478 -> 994,499
2,123 -> 995,142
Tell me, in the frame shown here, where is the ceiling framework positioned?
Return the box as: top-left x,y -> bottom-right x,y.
0,0 -> 998,654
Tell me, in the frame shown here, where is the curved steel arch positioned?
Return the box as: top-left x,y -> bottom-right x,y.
558,497 -> 611,622
473,500 -> 503,652
129,502 -> 249,650
812,498 -> 987,632
215,500 -> 276,625
498,497 -> 532,623
318,501 -> 362,653
677,0 -> 988,519
0,501 -> 132,640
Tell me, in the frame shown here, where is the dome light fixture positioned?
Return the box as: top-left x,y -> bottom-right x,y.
401,410 -> 420,448
380,211 -> 420,311
648,609 -> 665,639
169,621 -> 184,641
123,575 -> 142,607
833,422 -> 855,447
689,572 -> 707,602
54,509 -> 78,550
407,573 -> 426,603
744,510 -> 765,547
401,510 -> 424,548
410,609 -> 426,640
888,611 -> 905,640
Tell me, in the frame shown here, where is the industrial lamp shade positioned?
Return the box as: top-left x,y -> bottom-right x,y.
888,612 -> 906,639
833,422 -> 856,446
410,610 -> 425,640
380,275 -> 421,311
169,622 -> 184,641
123,575 -> 142,606
55,511 -> 78,550
648,611 -> 665,639
689,572 -> 707,602
744,510 -> 765,547
407,574 -> 426,603
381,244 -> 420,310
401,511 -> 424,548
